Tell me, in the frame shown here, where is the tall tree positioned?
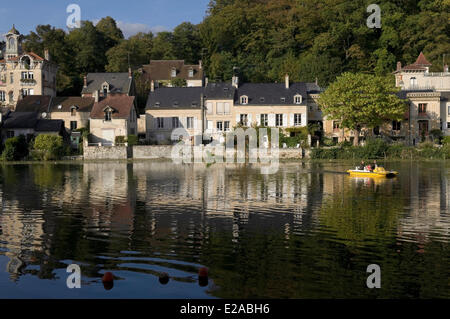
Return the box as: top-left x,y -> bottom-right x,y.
318,73 -> 407,145
96,16 -> 124,50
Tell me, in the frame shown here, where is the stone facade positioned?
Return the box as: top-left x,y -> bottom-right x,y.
83,144 -> 128,160
0,26 -> 57,110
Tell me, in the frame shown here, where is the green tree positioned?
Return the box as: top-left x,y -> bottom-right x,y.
32,135 -> 67,161
1,135 -> 28,161
95,16 -> 124,50
318,73 -> 407,145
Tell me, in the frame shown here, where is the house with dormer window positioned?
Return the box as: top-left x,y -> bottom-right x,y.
139,60 -> 204,88
89,95 -> 138,145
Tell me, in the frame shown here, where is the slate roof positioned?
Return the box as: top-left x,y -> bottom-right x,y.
1,112 -> 38,129
90,95 -> 136,120
204,82 -> 236,100
141,60 -> 203,82
35,119 -> 64,132
82,73 -> 133,95
146,87 -> 204,110
235,83 -> 308,106
49,97 -> 95,113
15,96 -> 51,113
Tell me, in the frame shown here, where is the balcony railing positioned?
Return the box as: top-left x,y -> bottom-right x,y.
20,79 -> 37,86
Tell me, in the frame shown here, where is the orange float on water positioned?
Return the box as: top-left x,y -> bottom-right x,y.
198,267 -> 209,278
102,272 -> 114,283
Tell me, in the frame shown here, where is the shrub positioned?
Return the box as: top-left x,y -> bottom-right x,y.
430,129 -> 443,143
115,136 -> 126,144
443,136 -> 450,145
32,134 -> 67,161
1,135 -> 28,161
127,135 -> 138,146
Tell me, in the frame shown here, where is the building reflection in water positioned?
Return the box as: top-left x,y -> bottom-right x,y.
0,161 -> 448,296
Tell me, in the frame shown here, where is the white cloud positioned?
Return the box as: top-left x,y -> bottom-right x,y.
93,19 -> 170,38
117,22 -> 170,38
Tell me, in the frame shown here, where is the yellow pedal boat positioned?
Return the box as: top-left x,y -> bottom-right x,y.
347,167 -> 398,178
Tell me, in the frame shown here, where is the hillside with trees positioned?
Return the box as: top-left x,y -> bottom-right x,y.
22,0 -> 449,104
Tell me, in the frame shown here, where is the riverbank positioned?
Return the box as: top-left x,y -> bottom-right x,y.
311,139 -> 450,160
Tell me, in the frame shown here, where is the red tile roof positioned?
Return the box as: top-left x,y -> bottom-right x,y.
414,52 -> 432,66
90,95 -> 135,120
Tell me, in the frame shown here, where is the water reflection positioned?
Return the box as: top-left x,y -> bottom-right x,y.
0,161 -> 449,298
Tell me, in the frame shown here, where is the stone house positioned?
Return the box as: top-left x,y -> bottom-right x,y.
81,70 -> 136,101
48,96 -> 95,131
139,60 -> 204,88
146,74 -> 318,145
0,25 -> 57,110
89,95 -> 138,146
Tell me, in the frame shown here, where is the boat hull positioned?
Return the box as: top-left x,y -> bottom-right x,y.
347,170 -> 398,178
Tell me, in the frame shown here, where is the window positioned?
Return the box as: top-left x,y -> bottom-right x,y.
294,95 -> 302,104
224,121 -> 230,132
260,97 -> 265,103
187,117 -> 194,129
333,121 -> 340,130
240,96 -> 248,105
21,71 -> 34,80
276,114 -> 283,127
22,88 -> 33,96
105,110 -> 112,121
217,102 -> 224,115
260,114 -> 268,127
217,121 -> 223,132
71,108 -> 77,116
171,68 -> 177,78
10,73 -> 13,84
189,69 -> 194,77
392,121 -> 401,131
418,103 -> 427,115
281,97 -> 286,103
157,117 -> 164,129
294,114 -> 302,126
448,105 -> 450,115
206,102 -> 213,114
447,122 -> 450,129
103,85 -> 108,96
6,131 -> 14,138
70,121 -> 77,130
410,77 -> 417,87
240,114 -> 248,126
172,117 -> 179,128
0,91 -> 5,102
224,103 -> 230,115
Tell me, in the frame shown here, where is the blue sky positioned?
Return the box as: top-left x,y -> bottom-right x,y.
0,0 -> 210,38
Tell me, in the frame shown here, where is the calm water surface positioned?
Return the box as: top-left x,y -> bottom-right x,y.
0,161 -> 449,298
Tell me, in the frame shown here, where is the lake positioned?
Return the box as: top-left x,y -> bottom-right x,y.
0,160 -> 449,298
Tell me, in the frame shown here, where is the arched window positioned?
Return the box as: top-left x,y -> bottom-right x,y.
294,94 -> 302,105
104,107 -> 113,121
410,77 -> 417,88
240,95 -> 248,105
8,38 -> 15,49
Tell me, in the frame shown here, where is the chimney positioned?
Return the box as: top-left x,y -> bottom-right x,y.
285,74 -> 289,89
315,77 -> 318,86
150,80 -> 155,92
232,75 -> 239,88
93,90 -> 99,103
396,62 -> 402,72
83,75 -> 87,88
199,60 -> 202,69
205,77 -> 209,87
128,67 -> 132,79
44,49 -> 50,61
445,65 -> 449,73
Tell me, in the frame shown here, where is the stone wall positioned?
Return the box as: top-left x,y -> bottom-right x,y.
83,145 -> 128,160
133,145 -> 174,159
133,145 -> 306,160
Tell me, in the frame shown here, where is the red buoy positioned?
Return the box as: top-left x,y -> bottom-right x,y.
198,267 -> 209,278
102,272 -> 114,283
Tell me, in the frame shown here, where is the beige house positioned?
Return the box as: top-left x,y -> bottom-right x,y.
89,95 -> 138,145
48,97 -> 95,131
146,75 -> 317,145
139,60 -> 204,88
0,25 -> 57,110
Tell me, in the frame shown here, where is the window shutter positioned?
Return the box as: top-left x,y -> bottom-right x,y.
180,117 -> 187,128
236,114 -> 240,124
290,114 -> 294,127
224,103 -> 230,114
256,114 -> 261,126
248,114 -> 252,126
283,114 -> 288,127
268,114 -> 275,127
153,117 -> 158,129
194,117 -> 198,130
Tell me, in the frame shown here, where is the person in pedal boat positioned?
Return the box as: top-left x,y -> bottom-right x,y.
370,160 -> 378,172
358,161 -> 366,171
